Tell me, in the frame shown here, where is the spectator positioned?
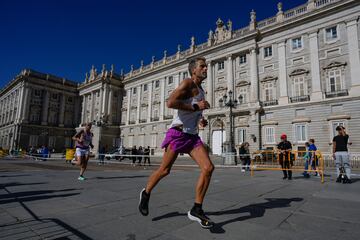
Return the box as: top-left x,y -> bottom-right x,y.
131,146 -> 137,166
119,144 -> 125,161
137,146 -> 144,165
143,146 -> 151,166
239,142 -> 250,172
99,146 -> 106,165
277,134 -> 292,180
333,126 -> 352,183
308,139 -> 318,176
303,142 -> 311,178
41,145 -> 49,161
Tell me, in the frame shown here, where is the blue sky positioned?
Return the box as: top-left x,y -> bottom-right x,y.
0,0 -> 305,87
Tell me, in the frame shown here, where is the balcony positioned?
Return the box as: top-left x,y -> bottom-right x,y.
325,89 -> 348,98
290,95 -> 310,103
262,99 -> 278,107
151,117 -> 159,122
139,119 -> 147,123
129,120 -> 136,125
164,115 -> 173,120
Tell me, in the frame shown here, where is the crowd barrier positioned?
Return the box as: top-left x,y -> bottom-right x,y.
250,150 -> 325,183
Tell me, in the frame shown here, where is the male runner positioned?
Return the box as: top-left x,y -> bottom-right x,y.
138,57 -> 214,228
72,122 -> 94,180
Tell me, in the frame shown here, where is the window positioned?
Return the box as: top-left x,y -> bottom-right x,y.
129,128 -> 134,133
239,55 -> 246,64
133,88 -> 137,95
264,46 -> 273,58
152,125 -> 157,131
238,128 -> 246,144
292,37 -> 302,50
29,135 -> 38,147
51,93 -> 58,100
168,76 -> 173,85
331,121 -> 345,139
325,26 -> 338,42
151,134 -> 157,147
67,97 -> 73,103
295,124 -> 307,143
238,87 -> 247,104
34,90 -> 41,97
264,82 -> 275,101
48,136 -> 56,148
183,72 -> 188,79
328,70 -> 342,92
128,136 -> 134,147
143,84 -> 148,92
155,80 -> 160,88
293,76 -> 307,96
218,61 -> 224,71
65,137 -> 72,148
264,126 -> 275,144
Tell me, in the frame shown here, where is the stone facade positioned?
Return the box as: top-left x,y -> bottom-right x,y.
120,0 -> 360,155
0,69 -> 80,151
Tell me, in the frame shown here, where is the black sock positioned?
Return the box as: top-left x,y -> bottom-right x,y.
193,203 -> 202,211
143,189 -> 150,198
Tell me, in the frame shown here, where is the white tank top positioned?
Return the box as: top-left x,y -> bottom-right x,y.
170,85 -> 205,135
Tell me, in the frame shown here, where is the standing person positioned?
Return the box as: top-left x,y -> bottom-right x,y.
143,146 -> 151,166
71,123 -> 94,181
333,126 -> 352,183
138,57 -> 214,228
239,142 -> 250,172
98,145 -> 106,165
277,134 -> 292,180
137,146 -> 144,165
303,142 -> 311,178
131,146 -> 137,166
308,139 -> 318,176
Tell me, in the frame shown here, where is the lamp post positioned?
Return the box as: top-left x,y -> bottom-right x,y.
219,90 -> 242,163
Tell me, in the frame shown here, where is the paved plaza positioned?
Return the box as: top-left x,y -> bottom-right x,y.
1,157 -> 360,240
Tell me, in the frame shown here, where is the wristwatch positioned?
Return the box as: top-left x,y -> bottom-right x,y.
192,103 -> 200,111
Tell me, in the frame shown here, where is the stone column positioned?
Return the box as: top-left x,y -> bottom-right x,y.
74,96 -> 80,126
107,88 -> 113,125
173,73 -> 180,120
58,93 -> 65,127
160,78 -> 165,121
226,55 -> 234,93
136,86 -> 141,124
278,41 -> 289,104
90,92 -> 95,122
81,95 -> 86,125
206,61 -> 213,107
147,82 -> 153,122
99,87 -> 104,121
126,89 -> 131,125
102,84 -> 108,117
309,31 -> 323,100
15,85 -> 25,123
22,87 -> 30,123
347,19 -> 360,96
41,90 -> 49,125
249,48 -> 259,103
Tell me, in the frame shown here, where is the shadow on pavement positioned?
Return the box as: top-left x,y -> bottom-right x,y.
152,197 -> 303,234
0,174 -> 31,178
95,175 -> 148,180
0,188 -> 81,204
0,182 -> 47,188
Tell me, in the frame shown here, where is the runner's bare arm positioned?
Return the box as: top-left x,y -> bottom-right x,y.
167,79 -> 209,111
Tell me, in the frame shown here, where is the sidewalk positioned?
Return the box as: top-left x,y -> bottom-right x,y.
1,158 -> 360,240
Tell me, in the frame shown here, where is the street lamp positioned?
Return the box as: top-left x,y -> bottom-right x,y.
219,90 -> 243,156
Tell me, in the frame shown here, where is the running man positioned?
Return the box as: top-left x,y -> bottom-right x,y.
72,122 -> 94,180
138,57 -> 214,228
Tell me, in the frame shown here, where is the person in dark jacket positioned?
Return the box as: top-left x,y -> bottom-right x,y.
239,142 -> 250,172
277,134 -> 292,180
